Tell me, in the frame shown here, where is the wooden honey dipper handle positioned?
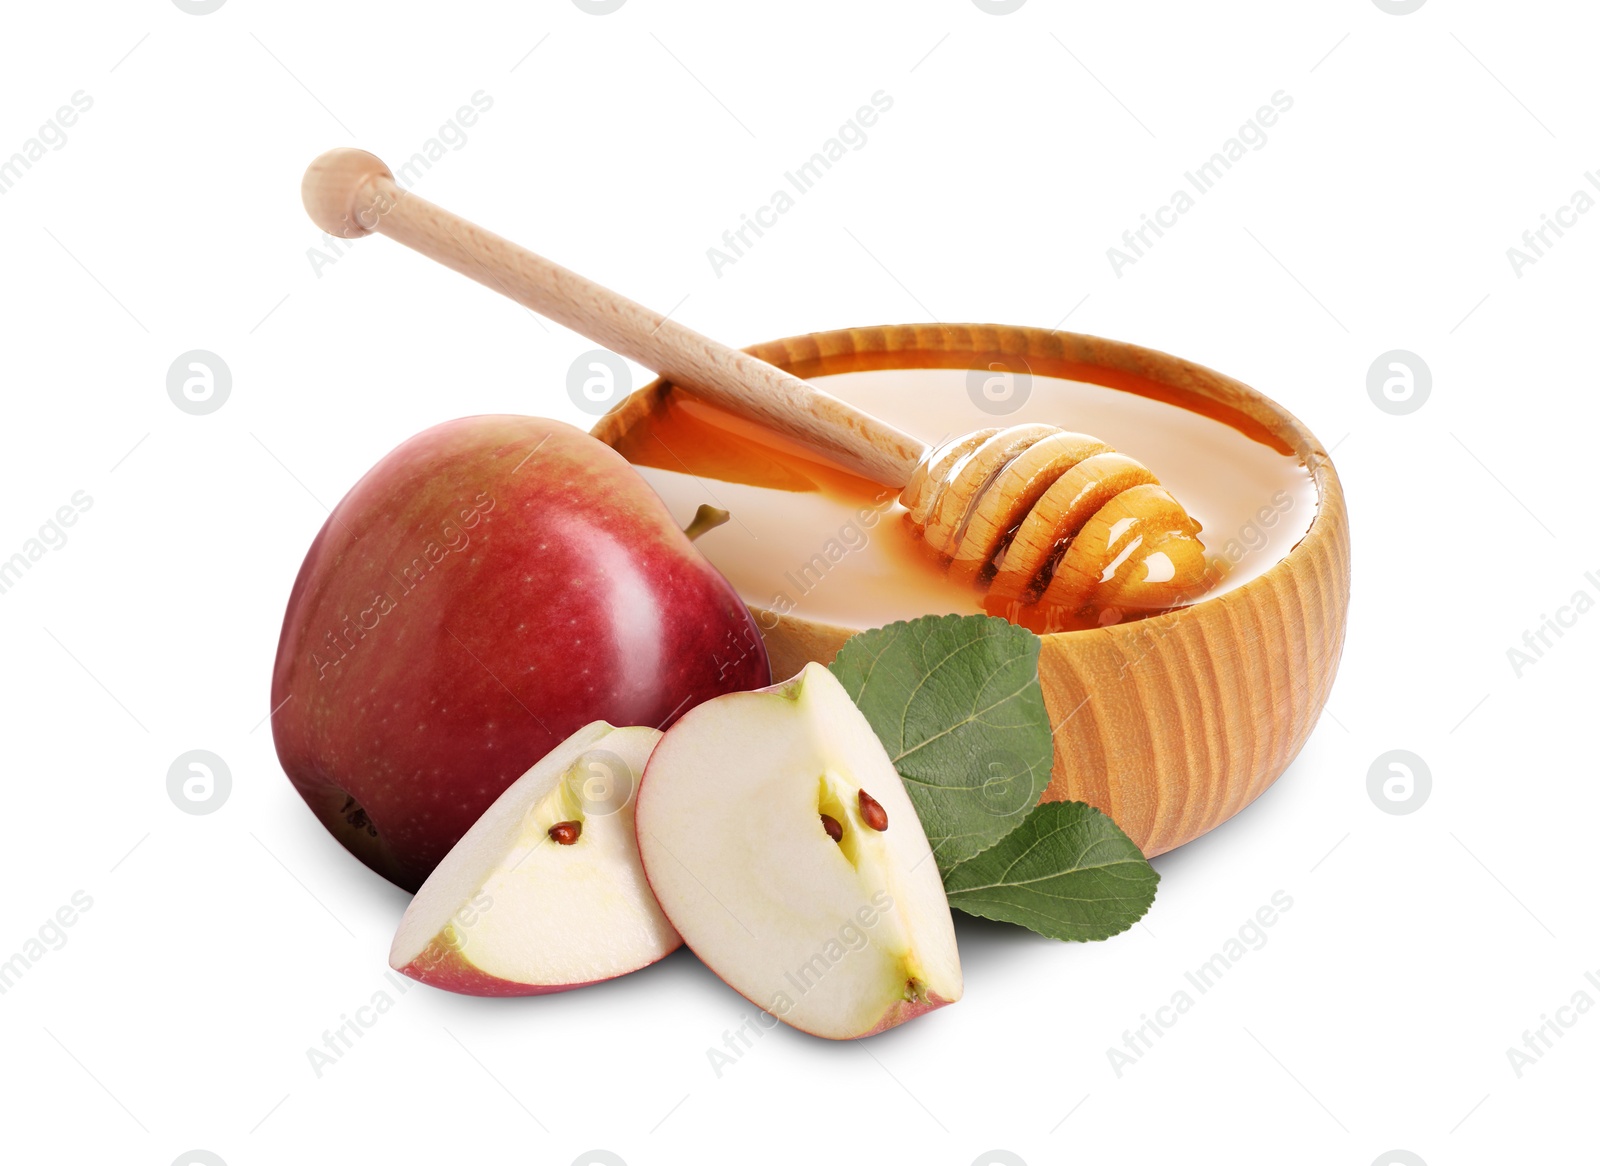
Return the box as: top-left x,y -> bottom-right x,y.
302,149 -> 925,487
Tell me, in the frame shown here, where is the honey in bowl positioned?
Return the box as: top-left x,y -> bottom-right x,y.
596,323 -> 1349,859
604,368 -> 1316,636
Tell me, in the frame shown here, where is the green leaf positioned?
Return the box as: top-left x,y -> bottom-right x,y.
942,801 -> 1158,942
828,613 -> 1053,875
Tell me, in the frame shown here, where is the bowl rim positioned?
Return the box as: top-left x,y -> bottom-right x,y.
593,321 -> 1345,637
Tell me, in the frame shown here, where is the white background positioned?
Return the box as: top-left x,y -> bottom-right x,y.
1,2 -> 1594,1164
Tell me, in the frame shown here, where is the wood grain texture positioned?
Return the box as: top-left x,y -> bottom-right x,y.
305,152 -> 1210,616
301,149 -> 924,486
596,323 -> 1351,858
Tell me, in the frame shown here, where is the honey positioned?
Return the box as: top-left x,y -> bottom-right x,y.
607,368 -> 1317,634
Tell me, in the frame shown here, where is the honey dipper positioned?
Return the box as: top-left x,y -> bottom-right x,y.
303,149 -> 1208,619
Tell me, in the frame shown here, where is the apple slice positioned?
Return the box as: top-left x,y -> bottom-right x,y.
391,722 -> 680,995
635,663 -> 963,1039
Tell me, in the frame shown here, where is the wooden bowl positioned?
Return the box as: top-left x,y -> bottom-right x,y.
593,324 -> 1350,857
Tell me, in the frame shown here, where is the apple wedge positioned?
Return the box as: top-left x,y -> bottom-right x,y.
635,663 -> 962,1039
391,723 -> 679,995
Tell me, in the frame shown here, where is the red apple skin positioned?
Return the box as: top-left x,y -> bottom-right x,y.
855,992 -> 956,1039
395,938 -> 657,997
636,932 -> 956,1039
270,415 -> 769,892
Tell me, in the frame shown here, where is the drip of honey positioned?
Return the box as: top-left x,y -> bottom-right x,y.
605,369 -> 1317,634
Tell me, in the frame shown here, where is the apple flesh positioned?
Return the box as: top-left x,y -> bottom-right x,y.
634,663 -> 963,1039
391,722 -> 678,995
270,415 -> 770,892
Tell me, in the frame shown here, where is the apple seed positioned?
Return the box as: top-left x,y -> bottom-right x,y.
857,789 -> 888,832
820,813 -> 843,843
548,820 -> 583,845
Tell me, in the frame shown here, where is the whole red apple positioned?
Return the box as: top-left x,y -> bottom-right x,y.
270,414 -> 769,891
